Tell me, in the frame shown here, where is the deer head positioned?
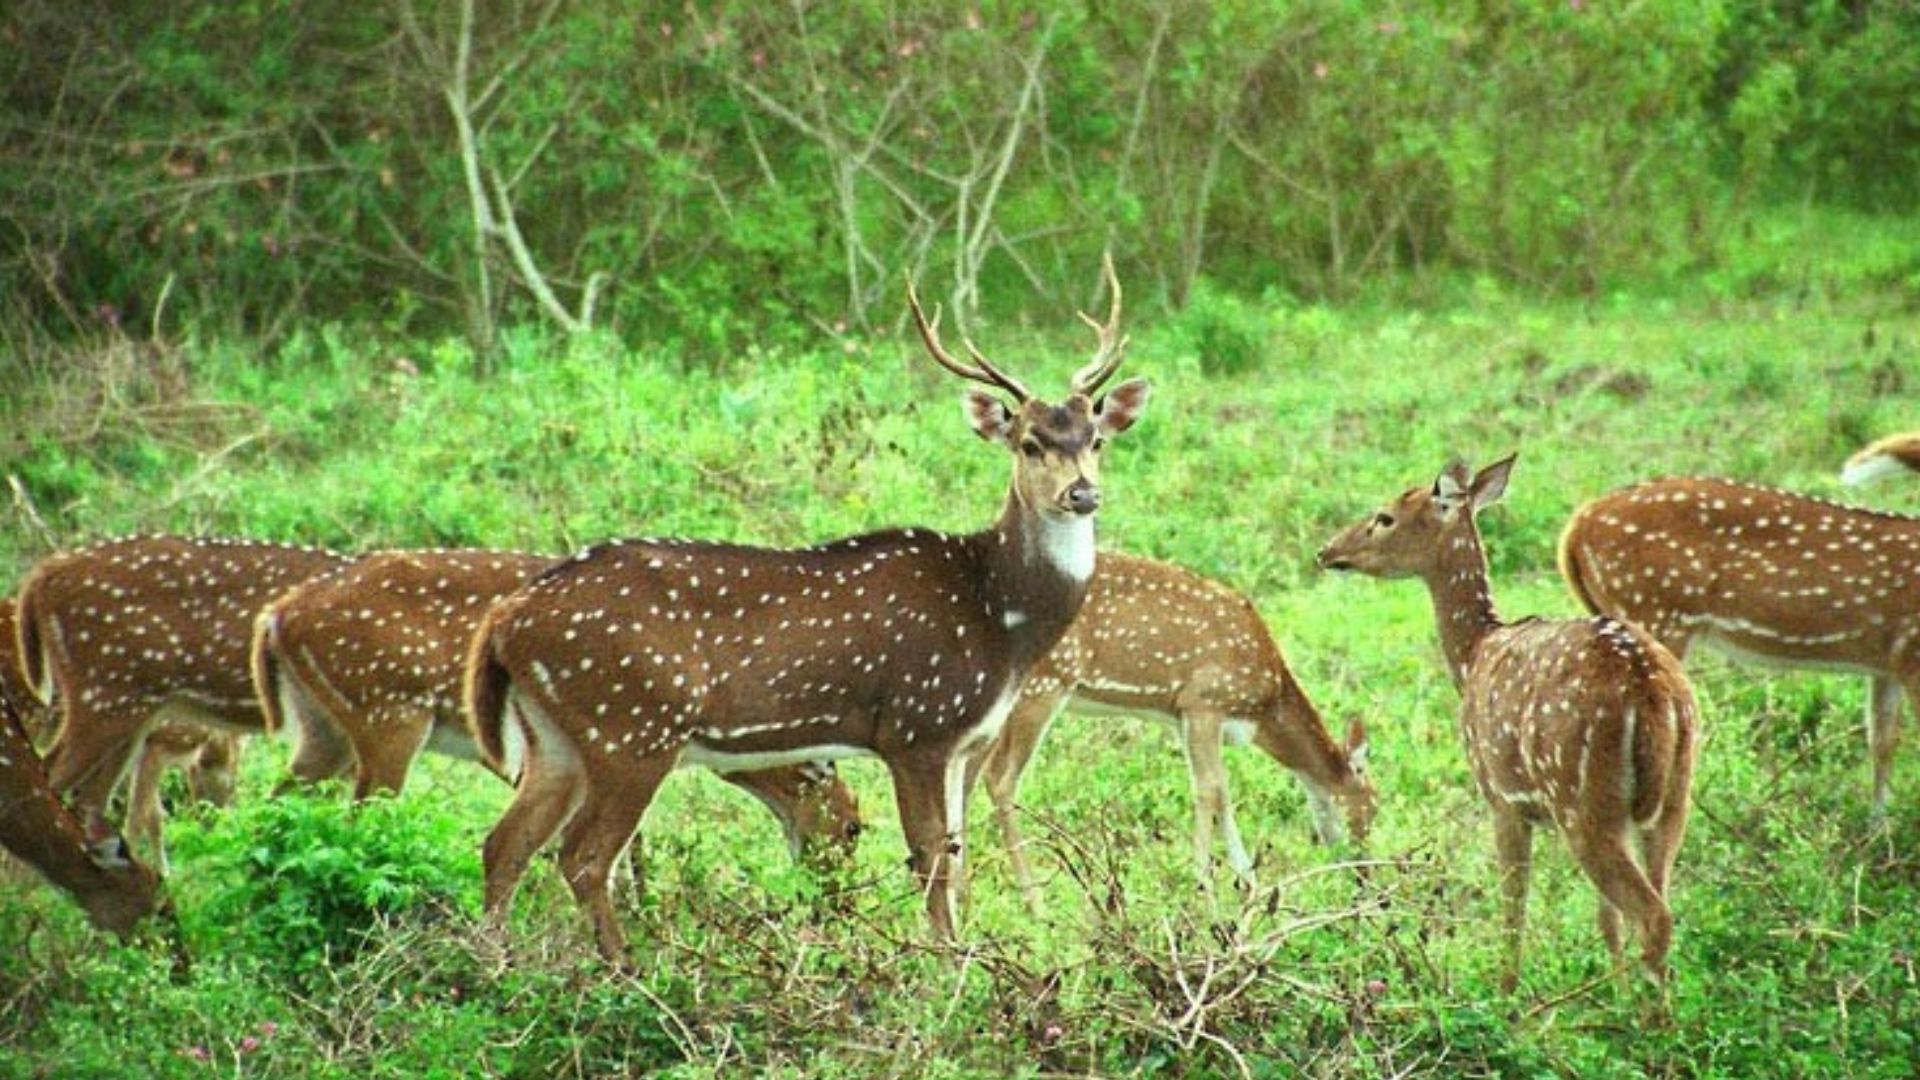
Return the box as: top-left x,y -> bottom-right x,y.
1317,455 -> 1516,579
909,254 -> 1150,528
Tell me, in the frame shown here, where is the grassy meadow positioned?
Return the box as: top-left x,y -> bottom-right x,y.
4,209 -> 1920,1077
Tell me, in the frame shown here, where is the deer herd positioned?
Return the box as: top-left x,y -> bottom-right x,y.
2,264 -> 1917,999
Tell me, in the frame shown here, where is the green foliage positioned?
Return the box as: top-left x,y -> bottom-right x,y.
171,788 -> 479,986
4,210 -> 1920,1076
1715,1 -> 1920,209
5,1 -> 1916,359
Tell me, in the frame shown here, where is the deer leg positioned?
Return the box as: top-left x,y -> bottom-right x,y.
45,704 -> 152,835
1571,827 -> 1671,987
557,755 -> 672,965
972,691 -> 1066,915
1492,808 -> 1533,993
1596,900 -> 1626,979
481,751 -> 586,929
281,708 -> 355,792
1183,709 -> 1247,882
186,734 -> 243,808
1868,675 -> 1905,826
350,707 -> 434,800
888,754 -> 957,939
123,745 -> 174,878
1642,719 -> 1697,906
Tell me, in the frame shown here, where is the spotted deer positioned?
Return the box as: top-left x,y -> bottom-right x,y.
252,549 -> 861,860
1561,474 -> 1920,820
465,262 -> 1150,960
4,591 -> 241,875
0,692 -> 162,936
1842,431 -> 1920,485
17,536 -> 352,840
970,551 -> 1374,909
1319,456 -> 1698,989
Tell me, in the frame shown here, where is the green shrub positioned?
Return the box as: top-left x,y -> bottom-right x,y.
175,790 -> 479,986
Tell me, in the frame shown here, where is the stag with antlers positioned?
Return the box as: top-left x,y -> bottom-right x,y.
465,259 -> 1149,960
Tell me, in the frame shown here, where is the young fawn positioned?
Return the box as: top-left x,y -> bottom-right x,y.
971,551 -> 1374,909
1319,455 -> 1698,989
464,261 -> 1149,961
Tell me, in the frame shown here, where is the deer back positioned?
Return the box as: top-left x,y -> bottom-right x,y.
1464,615 -> 1694,828
260,549 -> 550,739
1559,477 -> 1920,665
18,536 -> 352,728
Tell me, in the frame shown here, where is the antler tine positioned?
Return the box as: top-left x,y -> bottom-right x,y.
1070,251 -> 1128,396
905,276 -> 1032,402
960,338 -> 1034,403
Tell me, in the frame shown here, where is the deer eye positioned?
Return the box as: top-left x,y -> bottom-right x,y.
1372,512 -> 1396,530
1021,439 -> 1044,459
1091,436 -> 1107,453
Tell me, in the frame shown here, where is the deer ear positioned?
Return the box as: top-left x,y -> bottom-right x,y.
1471,453 -> 1517,510
85,834 -> 134,871
1432,459 -> 1473,515
1095,377 -> 1150,436
1345,717 -> 1369,772
963,391 -> 1016,445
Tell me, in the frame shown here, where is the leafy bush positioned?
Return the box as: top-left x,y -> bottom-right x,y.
175,789 -> 478,985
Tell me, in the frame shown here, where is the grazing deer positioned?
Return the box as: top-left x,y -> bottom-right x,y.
465,261 -> 1150,960
17,536 -> 352,839
0,692 -> 162,936
1842,432 -> 1920,485
4,593 -> 240,876
252,549 -> 862,860
1561,474 -> 1920,820
1319,456 -> 1698,989
970,551 -> 1375,909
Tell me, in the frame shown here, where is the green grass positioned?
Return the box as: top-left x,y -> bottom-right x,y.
4,207 -> 1920,1077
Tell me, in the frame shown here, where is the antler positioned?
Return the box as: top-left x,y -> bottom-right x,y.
1070,251 -> 1128,397
905,277 -> 1033,403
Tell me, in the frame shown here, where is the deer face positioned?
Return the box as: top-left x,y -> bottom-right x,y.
965,382 -> 1150,519
79,833 -> 163,937
785,762 -> 864,867
1317,457 -> 1515,579
910,254 -> 1146,520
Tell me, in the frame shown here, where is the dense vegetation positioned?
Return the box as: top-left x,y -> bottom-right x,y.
4,2 -> 1920,1077
3,205 -> 1918,1076
4,1 -> 1917,358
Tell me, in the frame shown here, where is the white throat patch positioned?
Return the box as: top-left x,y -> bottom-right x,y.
1036,514 -> 1095,583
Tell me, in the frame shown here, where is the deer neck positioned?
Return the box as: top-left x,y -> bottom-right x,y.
974,493 -> 1095,674
1420,522 -> 1503,690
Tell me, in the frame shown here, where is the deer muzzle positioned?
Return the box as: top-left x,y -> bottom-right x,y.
1315,545 -> 1355,572
1064,479 -> 1101,516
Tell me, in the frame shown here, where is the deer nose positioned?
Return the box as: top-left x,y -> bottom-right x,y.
1065,480 -> 1101,515
1315,546 -> 1350,571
